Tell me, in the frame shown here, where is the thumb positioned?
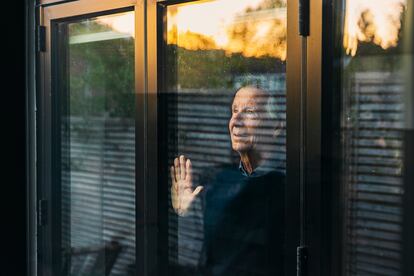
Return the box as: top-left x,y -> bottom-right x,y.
192,186 -> 204,196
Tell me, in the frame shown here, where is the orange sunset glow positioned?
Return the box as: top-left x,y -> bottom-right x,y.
343,0 -> 406,56
167,0 -> 287,60
91,0 -> 406,58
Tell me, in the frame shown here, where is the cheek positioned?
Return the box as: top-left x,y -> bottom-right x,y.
245,118 -> 261,131
249,122 -> 264,141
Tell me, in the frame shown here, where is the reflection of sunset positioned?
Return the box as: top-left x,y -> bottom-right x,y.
344,0 -> 406,56
97,12 -> 135,38
167,0 -> 287,60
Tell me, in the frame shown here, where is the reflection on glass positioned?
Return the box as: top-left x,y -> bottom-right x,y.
163,0 -> 287,274
343,0 -> 406,56
59,12 -> 135,275
167,0 -> 287,59
339,1 -> 411,275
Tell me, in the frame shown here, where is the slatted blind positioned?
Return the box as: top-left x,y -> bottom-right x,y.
343,72 -> 404,275
62,117 -> 136,275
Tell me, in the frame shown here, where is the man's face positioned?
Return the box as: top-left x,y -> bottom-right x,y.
229,87 -> 266,154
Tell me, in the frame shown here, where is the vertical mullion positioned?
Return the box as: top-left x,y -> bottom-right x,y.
286,0 -> 302,274
155,3 -> 171,274
306,0 -> 323,275
50,20 -> 63,276
403,2 -> 414,275
322,0 -> 342,275
135,0 -> 147,275
27,0 -> 38,275
147,0 -> 159,274
40,7 -> 53,276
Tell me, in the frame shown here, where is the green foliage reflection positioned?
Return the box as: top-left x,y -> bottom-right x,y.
69,35 -> 135,118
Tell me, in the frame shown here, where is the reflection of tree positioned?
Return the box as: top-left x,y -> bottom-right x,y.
226,0 -> 287,60
343,0 -> 406,56
68,19 -> 113,36
69,22 -> 135,118
167,0 -> 287,59
168,30 -> 217,51
166,45 -> 285,90
165,0 -> 287,89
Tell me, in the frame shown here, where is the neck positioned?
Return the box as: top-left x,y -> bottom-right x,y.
239,151 -> 262,175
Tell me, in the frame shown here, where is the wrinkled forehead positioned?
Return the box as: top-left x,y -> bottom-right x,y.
232,87 -> 268,108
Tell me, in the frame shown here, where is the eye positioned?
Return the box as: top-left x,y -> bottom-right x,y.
245,109 -> 256,115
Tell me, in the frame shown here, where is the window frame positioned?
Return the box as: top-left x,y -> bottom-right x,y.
148,0 -> 303,274
37,1 -> 146,275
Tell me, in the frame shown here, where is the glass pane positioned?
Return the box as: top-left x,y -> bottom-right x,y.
336,1 -> 412,274
57,11 -> 136,275
160,0 -> 287,274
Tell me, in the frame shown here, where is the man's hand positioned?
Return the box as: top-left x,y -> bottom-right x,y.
170,155 -> 204,216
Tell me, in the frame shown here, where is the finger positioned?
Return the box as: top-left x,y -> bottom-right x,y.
170,166 -> 177,188
174,157 -> 180,182
185,159 -> 192,184
180,155 -> 186,180
192,186 -> 204,197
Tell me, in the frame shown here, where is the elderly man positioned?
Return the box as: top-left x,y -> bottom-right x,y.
170,86 -> 285,275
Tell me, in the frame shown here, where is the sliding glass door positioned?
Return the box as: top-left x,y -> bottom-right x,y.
155,1 -> 290,274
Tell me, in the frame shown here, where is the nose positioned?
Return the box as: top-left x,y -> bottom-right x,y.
230,112 -> 244,129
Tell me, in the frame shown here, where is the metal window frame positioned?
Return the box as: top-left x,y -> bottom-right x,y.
27,0 -> 38,275
403,2 -> 414,275
147,0 -> 303,275
305,0 -> 323,275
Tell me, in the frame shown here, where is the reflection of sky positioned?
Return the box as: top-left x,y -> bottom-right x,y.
69,12 -> 134,45
97,12 -> 135,37
344,0 -> 406,56
167,0 -> 287,59
168,0 -> 265,47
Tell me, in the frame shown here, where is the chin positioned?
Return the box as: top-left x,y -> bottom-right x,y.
231,142 -> 252,153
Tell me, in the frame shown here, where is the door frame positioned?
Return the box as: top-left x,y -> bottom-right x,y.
37,1 -> 147,275
147,0 -> 304,275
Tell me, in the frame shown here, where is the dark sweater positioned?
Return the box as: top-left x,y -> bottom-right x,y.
199,164 -> 286,276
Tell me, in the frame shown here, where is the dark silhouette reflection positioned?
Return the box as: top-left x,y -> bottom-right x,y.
170,86 -> 285,275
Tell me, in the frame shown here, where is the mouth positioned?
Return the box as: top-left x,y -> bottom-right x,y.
232,133 -> 248,138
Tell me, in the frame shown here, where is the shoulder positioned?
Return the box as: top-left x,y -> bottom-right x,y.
255,169 -> 285,184
251,169 -> 285,195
